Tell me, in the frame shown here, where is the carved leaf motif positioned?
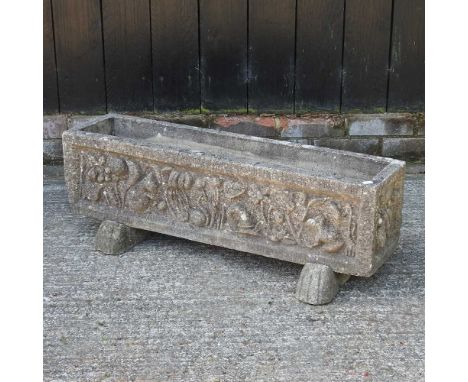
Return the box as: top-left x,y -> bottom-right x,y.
79,152 -> 357,255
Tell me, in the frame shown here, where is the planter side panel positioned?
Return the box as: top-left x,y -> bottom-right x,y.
63,132 -> 388,276
371,165 -> 405,272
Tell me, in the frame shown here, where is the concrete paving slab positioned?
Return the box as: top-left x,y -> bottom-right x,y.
44,166 -> 424,381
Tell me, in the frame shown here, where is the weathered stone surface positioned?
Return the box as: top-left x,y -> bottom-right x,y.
62,114 -> 405,277
44,168 -> 425,381
43,115 -> 113,164
285,138 -> 310,145
68,114 -> 111,130
382,138 -> 425,160
44,112 -> 425,164
43,139 -> 63,163
44,114 -> 68,139
313,138 -> 380,155
281,118 -> 344,138
347,113 -> 415,136
417,124 -> 425,136
95,220 -> 149,255
296,263 -> 343,305
141,113 -> 209,128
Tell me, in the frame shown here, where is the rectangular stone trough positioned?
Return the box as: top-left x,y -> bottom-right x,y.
63,115 -> 405,304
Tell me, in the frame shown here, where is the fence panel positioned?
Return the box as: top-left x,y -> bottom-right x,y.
102,0 -> 153,111
295,0 -> 345,113
44,0 -> 424,114
248,0 -> 296,113
341,0 -> 393,112
388,0 -> 425,111
43,0 -> 59,114
200,0 -> 248,112
151,0 -> 200,112
52,0 -> 106,113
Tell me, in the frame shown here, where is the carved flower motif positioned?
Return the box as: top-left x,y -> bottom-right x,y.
226,204 -> 256,235
85,155 -> 128,184
301,200 -> 344,253
82,154 -> 128,206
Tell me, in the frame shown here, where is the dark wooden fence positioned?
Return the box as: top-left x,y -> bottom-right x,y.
43,0 -> 424,114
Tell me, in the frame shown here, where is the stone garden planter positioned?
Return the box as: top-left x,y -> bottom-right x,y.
63,114 -> 405,304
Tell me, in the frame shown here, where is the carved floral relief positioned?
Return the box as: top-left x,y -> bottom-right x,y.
80,152 -> 358,256
375,177 -> 403,250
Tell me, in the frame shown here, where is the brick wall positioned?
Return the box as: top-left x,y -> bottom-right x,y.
43,113 -> 425,164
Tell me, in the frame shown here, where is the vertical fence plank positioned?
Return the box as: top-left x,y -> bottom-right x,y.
341,0 -> 393,112
387,0 -> 424,111
248,0 -> 296,113
295,0 -> 344,113
102,0 -> 153,112
45,0 -> 423,115
152,0 -> 200,112
44,0 -> 59,114
200,0 -> 247,112
52,0 -> 106,113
